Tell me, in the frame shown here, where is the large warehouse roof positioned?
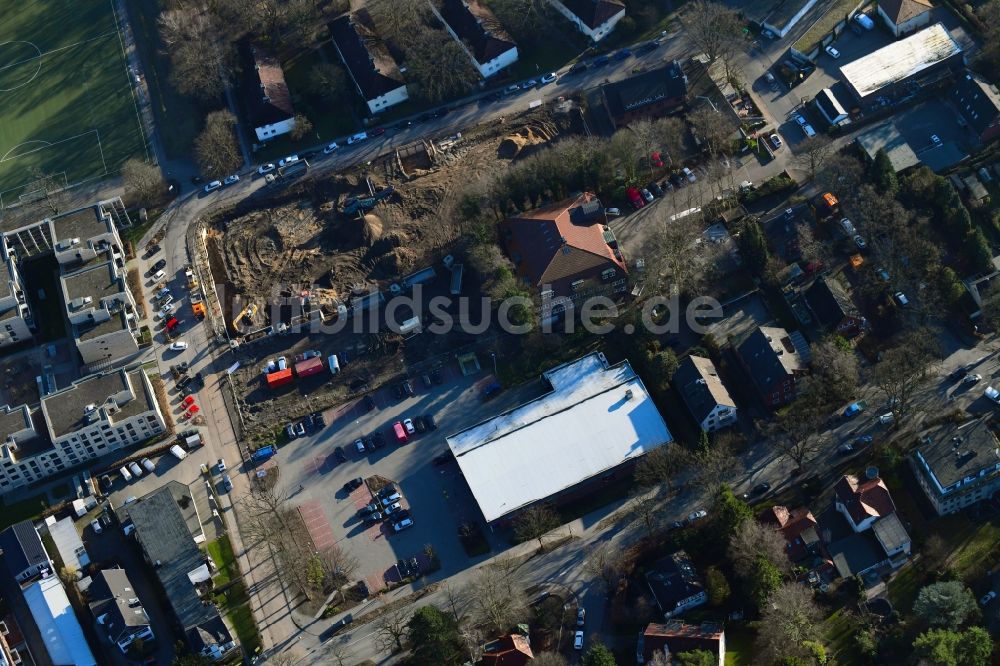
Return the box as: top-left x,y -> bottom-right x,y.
840,23 -> 961,99
447,352 -> 672,522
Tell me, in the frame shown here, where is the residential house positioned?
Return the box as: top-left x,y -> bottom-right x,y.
877,0 -> 934,37
911,415 -> 1000,515
804,276 -> 867,337
637,621 -> 726,666
432,0 -> 518,78
759,505 -> 821,563
0,613 -> 31,665
480,633 -> 533,665
835,473 -> 896,532
329,10 -> 409,114
546,0 -> 625,41
45,516 -> 90,577
672,356 -> 737,432
601,60 -> 688,129
88,568 -> 155,654
243,45 -> 296,142
0,521 -> 49,583
823,472 -> 910,579
0,368 -> 165,493
814,88 -> 849,126
122,482 -> 235,660
502,193 -> 627,320
735,326 -> 810,408
952,72 -> 1000,143
645,551 -> 707,619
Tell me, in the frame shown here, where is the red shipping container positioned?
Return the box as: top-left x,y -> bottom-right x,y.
266,369 -> 294,389
294,356 -> 325,378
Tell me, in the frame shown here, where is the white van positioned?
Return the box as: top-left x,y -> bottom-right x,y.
328,354 -> 341,374
277,356 -> 287,370
347,132 -> 368,145
119,466 -> 133,482
152,270 -> 166,282
169,444 -> 188,460
128,462 -> 143,478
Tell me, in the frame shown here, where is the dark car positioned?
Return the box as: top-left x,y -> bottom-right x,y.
647,181 -> 664,197
567,62 -> 588,75
414,416 -> 427,433
99,475 -> 113,493
361,501 -> 379,514
669,520 -> 684,531
482,381 -> 502,400
320,614 -> 353,641
431,368 -> 443,384
612,48 -> 632,60
669,172 -> 686,188
364,511 -> 383,523
393,509 -> 411,522
371,430 -> 386,448
379,484 -> 398,498
334,446 -> 347,463
311,411 -> 326,428
152,259 -> 167,272
743,482 -> 772,499
397,558 -> 414,578
362,394 -> 376,411
402,380 -> 414,397
370,127 -> 385,136
424,414 -> 437,430
343,477 -> 363,492
592,55 -> 610,67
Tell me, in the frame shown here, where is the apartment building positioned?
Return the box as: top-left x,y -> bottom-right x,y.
0,369 -> 165,492
0,255 -> 33,349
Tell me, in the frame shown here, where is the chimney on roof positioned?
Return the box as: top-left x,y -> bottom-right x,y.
625,389 -> 634,400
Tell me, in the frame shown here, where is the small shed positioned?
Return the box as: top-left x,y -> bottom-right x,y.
265,369 -> 294,389
294,356 -> 325,378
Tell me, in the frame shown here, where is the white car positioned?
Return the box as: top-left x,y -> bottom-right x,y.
686,509 -> 707,523
574,630 -> 584,650
393,518 -> 414,532
681,167 -> 697,182
981,590 -> 997,606
355,438 -> 366,453
278,155 -> 299,168
577,608 -> 586,626
964,373 -> 983,385
169,341 -> 188,351
203,180 -> 222,193
323,142 -> 339,154
223,174 -> 240,186
793,113 -> 818,137
160,302 -> 174,314
840,218 -> 856,235
540,72 -> 558,84
381,492 -> 402,506
403,418 -> 415,434
605,207 -> 621,217
90,519 -> 102,534
257,163 -> 275,174
825,45 -> 841,58
985,386 -> 1000,403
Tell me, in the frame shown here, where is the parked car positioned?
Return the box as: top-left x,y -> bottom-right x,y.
323,142 -> 339,154
540,72 -> 558,84
681,166 -> 697,182
424,414 -> 437,430
743,482 -> 771,499
402,380 -> 414,397
627,186 -> 645,209
365,512 -> 383,524
503,84 -> 521,95
278,155 -> 299,168
769,133 -> 783,150
605,207 -> 621,217
223,174 -> 240,186
838,443 -> 855,455
482,381 -> 502,400
431,368 -> 443,384
393,422 -> 408,443
355,438 -> 366,454
647,181 -> 664,197
592,55 -> 610,67
577,608 -> 586,626
99,475 -> 112,492
574,630 -> 584,650
981,590 -> 997,606
854,235 -> 867,250
385,502 -> 405,515
141,458 -> 155,473
612,48 -> 631,60
393,518 -> 414,532
986,386 -> 1000,403
311,411 -> 326,428
402,418 -> 415,435
640,188 -> 654,203
413,416 -> 427,433
382,492 -> 402,506
222,474 -> 232,492
90,518 -> 103,534
294,422 -> 306,437
825,45 -> 841,58
362,394 -> 376,411
343,477 -> 363,492
686,509 -> 708,523
894,291 -> 910,307
128,462 -> 143,478
203,180 -> 222,193
169,341 -> 187,351
334,446 -> 347,463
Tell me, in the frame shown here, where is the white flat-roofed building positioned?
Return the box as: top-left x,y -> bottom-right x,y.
840,23 -> 962,101
447,352 -> 672,524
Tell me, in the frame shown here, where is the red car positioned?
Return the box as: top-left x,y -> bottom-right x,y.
183,405 -> 200,419
627,187 -> 645,210
182,395 -> 195,407
651,151 -> 664,168
166,317 -> 179,331
370,127 -> 385,136
393,422 -> 408,444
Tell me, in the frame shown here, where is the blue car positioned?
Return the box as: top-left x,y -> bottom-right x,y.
482,381 -> 502,400
612,49 -> 632,60
592,55 -> 610,67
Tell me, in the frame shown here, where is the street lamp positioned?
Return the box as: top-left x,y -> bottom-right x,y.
490,352 -> 498,377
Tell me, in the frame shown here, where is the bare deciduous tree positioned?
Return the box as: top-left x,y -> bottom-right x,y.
289,114 -> 314,141
194,110 -> 242,178
690,436 -> 740,491
793,136 -> 833,181
688,104 -> 734,156
373,605 -> 410,653
755,583 -> 823,663
513,504 -> 561,551
629,494 -> 663,538
533,652 -> 570,666
873,328 -> 939,423
634,443 -> 690,492
768,389 -> 828,469
464,556 -> 529,634
728,518 -> 792,578
158,8 -> 230,99
584,541 -> 625,596
683,0 -> 742,64
122,159 -> 166,207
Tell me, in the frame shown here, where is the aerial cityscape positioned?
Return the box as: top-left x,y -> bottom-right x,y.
0,0 -> 999,664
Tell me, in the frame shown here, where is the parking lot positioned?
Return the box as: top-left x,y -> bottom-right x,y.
266,358 -> 548,593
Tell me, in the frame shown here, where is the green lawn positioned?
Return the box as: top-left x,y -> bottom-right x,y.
823,608 -> 864,664
126,0 -> 209,157
0,492 -> 48,531
724,626 -> 755,666
206,535 -> 240,586
206,535 -> 262,654
0,0 -> 147,199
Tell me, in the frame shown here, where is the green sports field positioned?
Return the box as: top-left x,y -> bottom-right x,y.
0,0 -> 147,206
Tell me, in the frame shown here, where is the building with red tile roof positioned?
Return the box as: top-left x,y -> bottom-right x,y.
834,474 -> 896,532
480,633 -> 533,665
759,505 -> 821,562
502,193 -> 627,318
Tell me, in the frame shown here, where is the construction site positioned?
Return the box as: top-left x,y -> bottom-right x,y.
204,107 -> 575,435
